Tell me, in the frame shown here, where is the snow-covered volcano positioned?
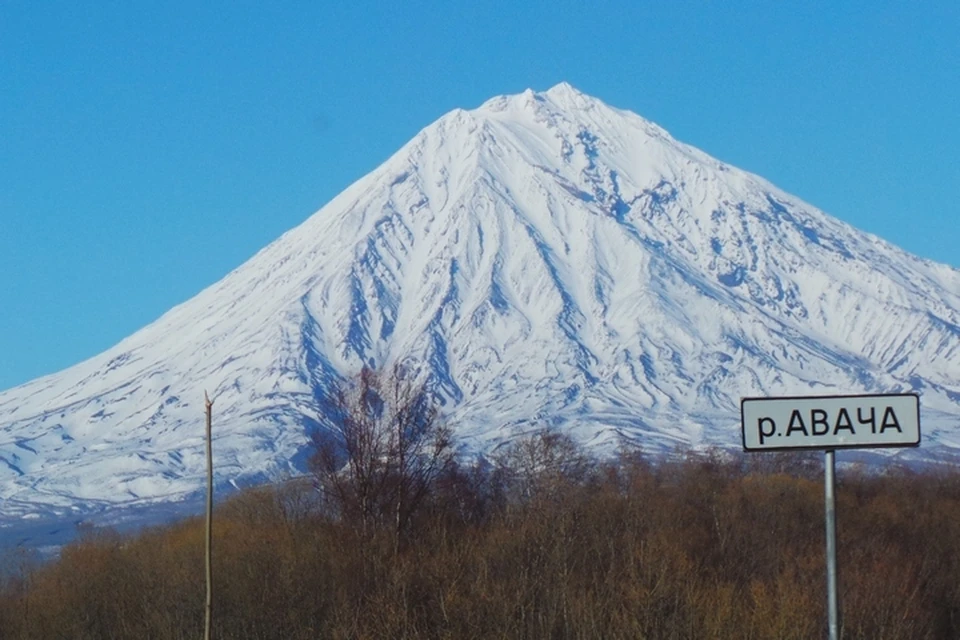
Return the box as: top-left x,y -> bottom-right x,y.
2,83 -> 959,519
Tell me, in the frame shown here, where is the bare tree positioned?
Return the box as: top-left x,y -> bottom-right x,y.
494,427 -> 593,506
310,364 -> 456,548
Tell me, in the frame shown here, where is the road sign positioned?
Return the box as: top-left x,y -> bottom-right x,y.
741,393 -> 920,452
741,391 -> 921,640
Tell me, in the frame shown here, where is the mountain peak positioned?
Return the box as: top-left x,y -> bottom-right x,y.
476,83 -> 592,116
477,82 -> 592,112
543,80 -> 588,103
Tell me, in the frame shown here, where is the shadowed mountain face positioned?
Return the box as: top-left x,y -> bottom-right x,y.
1,83 -> 958,519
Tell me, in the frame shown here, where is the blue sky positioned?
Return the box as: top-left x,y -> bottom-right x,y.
1,1 -> 957,391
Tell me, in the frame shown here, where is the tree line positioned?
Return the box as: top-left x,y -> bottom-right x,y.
0,367 -> 958,639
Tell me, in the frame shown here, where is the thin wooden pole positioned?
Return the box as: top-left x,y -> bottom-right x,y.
204,391 -> 214,640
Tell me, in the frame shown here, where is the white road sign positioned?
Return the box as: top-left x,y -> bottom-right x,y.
741,393 -> 920,451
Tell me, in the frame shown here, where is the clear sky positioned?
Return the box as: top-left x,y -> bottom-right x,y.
1,1 -> 958,391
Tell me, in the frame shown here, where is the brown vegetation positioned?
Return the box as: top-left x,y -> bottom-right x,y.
1,434 -> 958,639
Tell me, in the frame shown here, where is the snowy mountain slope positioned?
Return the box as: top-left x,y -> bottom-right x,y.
1,82 -> 959,520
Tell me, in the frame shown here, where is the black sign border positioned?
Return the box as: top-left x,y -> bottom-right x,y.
740,392 -> 921,453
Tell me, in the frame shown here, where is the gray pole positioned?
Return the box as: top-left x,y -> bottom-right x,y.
204,392 -> 214,640
824,448 -> 839,640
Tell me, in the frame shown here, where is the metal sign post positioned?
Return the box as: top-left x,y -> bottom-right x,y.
824,448 -> 838,640
741,393 -> 920,640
